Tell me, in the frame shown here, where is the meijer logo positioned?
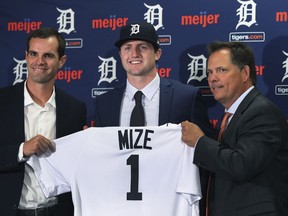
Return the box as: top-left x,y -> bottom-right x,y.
181,12 -> 220,28
8,19 -> 42,33
56,67 -> 83,83
92,16 -> 128,30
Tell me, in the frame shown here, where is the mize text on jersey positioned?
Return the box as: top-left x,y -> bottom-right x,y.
118,129 -> 154,150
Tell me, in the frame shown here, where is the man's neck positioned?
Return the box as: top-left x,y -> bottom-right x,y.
127,72 -> 157,90
26,80 -> 54,107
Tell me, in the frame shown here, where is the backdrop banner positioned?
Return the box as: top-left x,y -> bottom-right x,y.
1,0 -> 287,126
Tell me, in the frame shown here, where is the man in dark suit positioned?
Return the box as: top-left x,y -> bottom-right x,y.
95,22 -> 214,131
94,22 -> 215,215
182,41 -> 288,216
0,28 -> 87,216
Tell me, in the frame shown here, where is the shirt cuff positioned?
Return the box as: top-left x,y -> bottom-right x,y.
18,142 -> 29,162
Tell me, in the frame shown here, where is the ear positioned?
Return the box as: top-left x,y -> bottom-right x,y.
155,48 -> 162,61
58,55 -> 67,68
242,65 -> 250,82
25,51 -> 28,60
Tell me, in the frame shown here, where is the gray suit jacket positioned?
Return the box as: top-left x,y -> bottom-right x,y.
194,88 -> 288,216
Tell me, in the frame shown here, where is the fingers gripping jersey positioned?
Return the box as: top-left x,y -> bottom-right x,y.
28,124 -> 201,216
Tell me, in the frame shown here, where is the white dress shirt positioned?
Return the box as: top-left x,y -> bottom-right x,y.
18,82 -> 57,209
120,74 -> 160,126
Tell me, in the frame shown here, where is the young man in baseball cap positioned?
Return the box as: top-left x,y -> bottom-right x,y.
95,21 -> 214,129
94,22 -> 215,215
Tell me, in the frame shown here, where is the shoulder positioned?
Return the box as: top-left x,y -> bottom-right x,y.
55,87 -> 85,106
160,78 -> 200,97
0,82 -> 24,98
242,88 -> 286,121
254,93 -> 285,118
160,78 -> 199,91
246,88 -> 280,111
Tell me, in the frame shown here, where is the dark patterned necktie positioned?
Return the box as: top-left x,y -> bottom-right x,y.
218,112 -> 232,141
206,112 -> 232,216
130,91 -> 145,126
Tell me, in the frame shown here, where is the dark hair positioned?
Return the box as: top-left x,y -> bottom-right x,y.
26,27 -> 66,59
207,41 -> 257,85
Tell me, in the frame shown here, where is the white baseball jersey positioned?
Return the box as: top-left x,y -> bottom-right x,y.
28,124 -> 201,216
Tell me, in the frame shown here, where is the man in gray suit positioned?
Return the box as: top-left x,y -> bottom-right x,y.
182,41 -> 288,216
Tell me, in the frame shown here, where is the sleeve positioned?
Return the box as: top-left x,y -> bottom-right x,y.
177,144 -> 202,205
167,124 -> 201,216
28,154 -> 70,197
194,98 -> 285,183
27,128 -> 92,198
18,142 -> 26,162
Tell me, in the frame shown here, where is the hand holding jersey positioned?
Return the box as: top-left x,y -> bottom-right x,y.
28,124 -> 201,216
23,134 -> 56,157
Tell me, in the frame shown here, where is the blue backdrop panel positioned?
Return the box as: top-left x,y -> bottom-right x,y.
0,0 -> 287,126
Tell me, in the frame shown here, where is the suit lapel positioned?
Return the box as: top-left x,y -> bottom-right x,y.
55,88 -> 66,138
13,82 -> 26,141
159,78 -> 173,125
112,86 -> 125,125
224,88 -> 260,138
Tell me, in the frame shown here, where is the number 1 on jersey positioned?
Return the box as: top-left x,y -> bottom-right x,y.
126,155 -> 142,200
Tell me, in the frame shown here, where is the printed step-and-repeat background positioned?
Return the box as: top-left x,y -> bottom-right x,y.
1,0 -> 287,126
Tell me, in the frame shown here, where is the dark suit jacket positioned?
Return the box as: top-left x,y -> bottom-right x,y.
95,78 -> 214,131
95,77 -> 216,215
0,81 -> 87,216
194,88 -> 288,216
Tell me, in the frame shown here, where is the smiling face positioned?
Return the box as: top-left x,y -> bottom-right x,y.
25,36 -> 66,85
119,40 -> 162,81
207,48 -> 252,109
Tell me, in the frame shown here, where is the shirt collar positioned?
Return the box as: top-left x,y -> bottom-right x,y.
226,86 -> 254,114
24,80 -> 56,108
126,73 -> 160,101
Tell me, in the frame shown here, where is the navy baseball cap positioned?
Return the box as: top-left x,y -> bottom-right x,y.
115,22 -> 160,50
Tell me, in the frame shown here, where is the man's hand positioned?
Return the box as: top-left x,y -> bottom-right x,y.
181,121 -> 205,147
23,135 -> 56,157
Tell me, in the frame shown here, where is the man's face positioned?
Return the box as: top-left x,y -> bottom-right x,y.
119,40 -> 161,78
25,36 -> 66,84
207,49 -> 250,109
